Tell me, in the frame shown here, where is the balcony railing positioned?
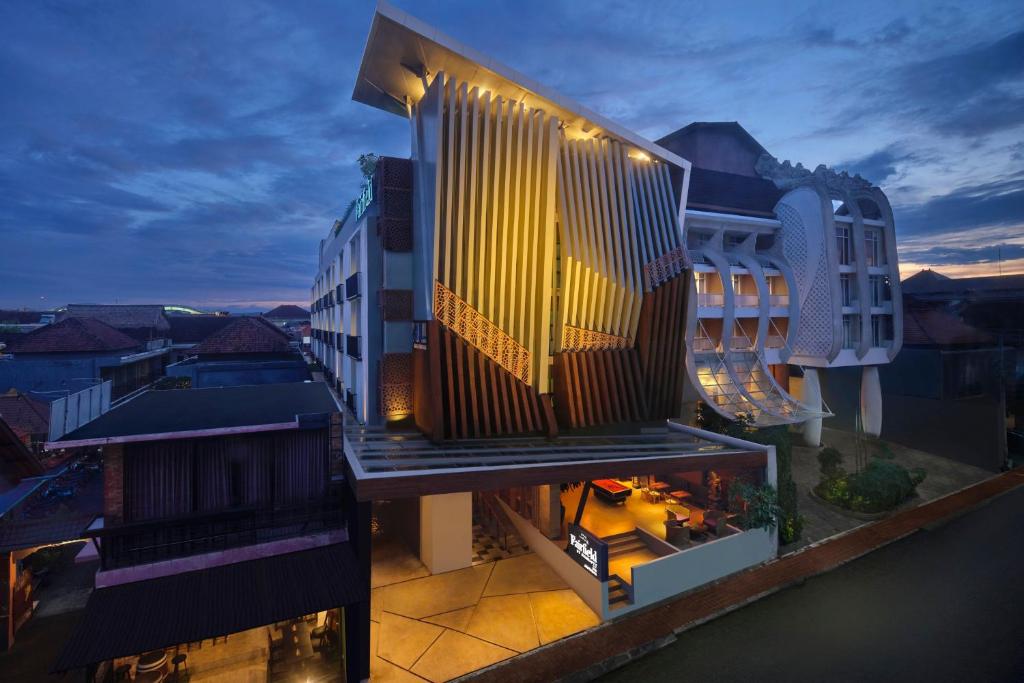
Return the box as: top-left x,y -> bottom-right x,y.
734,294 -> 759,307
765,335 -> 786,349
336,283 -> 343,304
345,389 -> 356,413
697,293 -> 724,307
769,295 -> 789,307
91,494 -> 346,571
346,334 -> 361,360
729,337 -> 753,350
345,273 -> 360,300
693,337 -> 717,352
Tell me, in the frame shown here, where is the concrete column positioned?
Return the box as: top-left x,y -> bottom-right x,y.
419,493 -> 472,574
801,368 -> 823,447
537,485 -> 562,539
860,365 -> 882,437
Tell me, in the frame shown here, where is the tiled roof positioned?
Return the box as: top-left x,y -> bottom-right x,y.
685,167 -> 783,217
0,391 -> 50,443
903,300 -> 994,347
264,304 -> 310,320
61,304 -> 171,334
57,382 -> 337,443
902,270 -> 1024,295
167,315 -> 239,344
192,317 -> 293,355
5,317 -> 140,354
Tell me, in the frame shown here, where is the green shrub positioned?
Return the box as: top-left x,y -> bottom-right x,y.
873,441 -> 895,460
728,480 -> 780,531
694,403 -> 801,544
815,459 -> 926,514
818,446 -> 844,478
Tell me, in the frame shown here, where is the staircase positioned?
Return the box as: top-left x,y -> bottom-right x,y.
604,531 -> 647,558
607,574 -> 633,610
603,531 -> 646,611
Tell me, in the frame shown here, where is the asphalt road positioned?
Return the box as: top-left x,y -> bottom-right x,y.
601,485 -> 1024,683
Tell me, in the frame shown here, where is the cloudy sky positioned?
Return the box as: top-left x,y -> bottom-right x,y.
1,1 -> 1022,311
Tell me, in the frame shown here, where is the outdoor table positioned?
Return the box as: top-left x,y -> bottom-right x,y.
668,490 -> 691,502
136,651 -> 167,673
649,481 -> 671,492
665,504 -> 690,522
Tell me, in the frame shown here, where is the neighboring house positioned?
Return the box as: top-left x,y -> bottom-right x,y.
655,122 -> 902,445
874,298 -> 1009,470
305,9 -> 780,674
59,304 -> 171,347
901,269 -> 1024,462
263,304 -> 310,327
48,382 -> 367,682
0,318 -> 165,400
0,390 -> 50,452
165,317 -> 310,388
0,418 -> 101,651
165,314 -> 238,363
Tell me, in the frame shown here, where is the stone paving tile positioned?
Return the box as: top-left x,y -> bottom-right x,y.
381,563 -> 493,619
410,629 -> 516,683
465,594 -> 539,653
422,606 -> 476,632
373,540 -> 431,589
528,589 -> 601,645
481,553 -> 567,596
377,612 -> 445,669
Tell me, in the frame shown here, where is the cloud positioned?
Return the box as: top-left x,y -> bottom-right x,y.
836,144 -> 920,184
894,172 -> 1024,237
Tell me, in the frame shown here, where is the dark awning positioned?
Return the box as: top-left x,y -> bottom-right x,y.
54,542 -> 366,672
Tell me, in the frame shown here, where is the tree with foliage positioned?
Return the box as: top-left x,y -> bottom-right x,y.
358,153 -> 379,179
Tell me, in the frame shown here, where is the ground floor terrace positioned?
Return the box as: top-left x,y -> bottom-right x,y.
345,422 -> 779,681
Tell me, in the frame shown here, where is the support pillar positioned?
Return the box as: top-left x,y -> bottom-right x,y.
536,485 -> 561,539
802,368 -> 823,447
860,365 -> 882,437
419,493 -> 472,574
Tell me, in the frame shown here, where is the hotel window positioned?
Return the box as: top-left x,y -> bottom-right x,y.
869,275 -> 891,306
836,224 -> 852,265
871,315 -> 893,347
695,272 -> 707,293
840,273 -> 855,307
842,314 -> 860,348
731,274 -> 742,294
866,228 -> 883,266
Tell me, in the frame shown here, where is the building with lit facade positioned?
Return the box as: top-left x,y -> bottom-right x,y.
656,122 -> 902,445
306,4 -> 902,679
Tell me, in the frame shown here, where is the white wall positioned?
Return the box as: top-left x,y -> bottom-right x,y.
498,498 -> 607,619
419,493 -> 472,574
627,528 -> 775,611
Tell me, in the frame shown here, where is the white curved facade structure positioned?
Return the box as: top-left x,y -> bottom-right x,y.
658,123 -> 902,433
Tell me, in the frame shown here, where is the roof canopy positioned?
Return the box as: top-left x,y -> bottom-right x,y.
50,382 -> 339,448
352,1 -> 688,171
53,543 -> 366,671
343,424 -> 763,500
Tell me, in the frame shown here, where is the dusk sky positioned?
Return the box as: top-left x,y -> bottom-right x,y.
1,1 -> 1022,311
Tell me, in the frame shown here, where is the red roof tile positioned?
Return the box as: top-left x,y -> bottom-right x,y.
903,301 -> 994,347
5,317 -> 140,354
0,391 -> 50,443
192,317 -> 293,355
